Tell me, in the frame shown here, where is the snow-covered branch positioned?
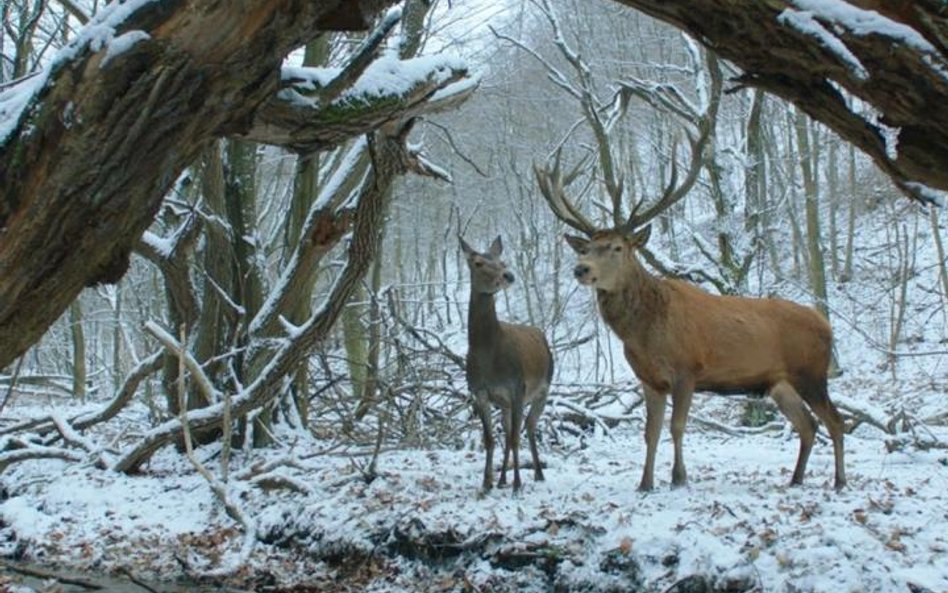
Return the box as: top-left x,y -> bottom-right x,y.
241,55 -> 477,152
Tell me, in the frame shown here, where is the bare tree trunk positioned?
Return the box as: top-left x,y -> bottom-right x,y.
842,144 -> 858,282
69,300 -> 86,402
827,138 -> 840,280
930,206 -> 948,304
794,109 -> 836,371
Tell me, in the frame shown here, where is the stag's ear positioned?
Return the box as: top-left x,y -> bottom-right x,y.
488,235 -> 503,257
630,225 -> 652,248
459,237 -> 476,258
564,234 -> 589,253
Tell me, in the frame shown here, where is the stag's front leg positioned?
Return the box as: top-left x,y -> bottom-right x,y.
639,385 -> 667,492
473,392 -> 495,491
670,380 -> 695,487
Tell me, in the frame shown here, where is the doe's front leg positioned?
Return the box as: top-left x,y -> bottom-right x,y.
498,406 -> 512,487
473,392 -> 495,492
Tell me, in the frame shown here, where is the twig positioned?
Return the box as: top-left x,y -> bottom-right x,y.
175,325 -> 256,578
0,444 -> 83,474
50,412 -> 108,468
690,414 -> 784,437
145,321 -> 219,405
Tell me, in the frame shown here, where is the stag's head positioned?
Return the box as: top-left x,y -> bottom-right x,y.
565,225 -> 651,292
461,236 -> 516,295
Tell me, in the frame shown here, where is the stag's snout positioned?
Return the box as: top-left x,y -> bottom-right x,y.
503,271 -> 515,284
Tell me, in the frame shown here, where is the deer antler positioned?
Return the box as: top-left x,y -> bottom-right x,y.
534,146 -> 598,236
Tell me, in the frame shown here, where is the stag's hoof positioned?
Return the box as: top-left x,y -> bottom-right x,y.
637,480 -> 653,492
834,477 -> 848,491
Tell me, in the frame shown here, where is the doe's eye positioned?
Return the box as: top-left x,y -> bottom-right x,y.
613,245 -> 622,252
474,262 -> 483,268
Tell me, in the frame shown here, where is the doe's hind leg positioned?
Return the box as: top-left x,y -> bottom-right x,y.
525,386 -> 548,482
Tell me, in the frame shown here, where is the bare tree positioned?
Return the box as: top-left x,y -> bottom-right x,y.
609,0 -> 948,202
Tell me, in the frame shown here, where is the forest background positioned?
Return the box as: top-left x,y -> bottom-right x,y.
0,1 -> 946,592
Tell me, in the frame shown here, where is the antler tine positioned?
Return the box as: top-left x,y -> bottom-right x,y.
621,196 -> 643,234
534,147 -> 598,236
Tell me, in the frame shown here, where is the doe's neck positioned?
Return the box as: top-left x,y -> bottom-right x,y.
468,290 -> 502,346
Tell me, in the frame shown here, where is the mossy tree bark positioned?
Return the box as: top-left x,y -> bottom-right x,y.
0,1 -> 401,370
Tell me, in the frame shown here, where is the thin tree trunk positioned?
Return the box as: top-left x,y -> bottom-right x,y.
794,110 -> 836,370
930,206 -> 948,303
827,138 -> 840,280
69,300 -> 86,402
842,144 -> 858,282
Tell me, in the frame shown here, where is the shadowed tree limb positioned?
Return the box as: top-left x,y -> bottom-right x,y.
609,0 -> 948,202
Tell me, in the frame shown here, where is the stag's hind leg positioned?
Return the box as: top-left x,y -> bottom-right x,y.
769,381 -> 817,486
526,386 -> 549,482
803,387 -> 847,490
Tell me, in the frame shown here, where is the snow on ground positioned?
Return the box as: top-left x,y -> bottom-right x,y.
1,392 -> 946,592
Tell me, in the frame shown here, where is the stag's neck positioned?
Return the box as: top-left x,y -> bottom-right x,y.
596,258 -> 668,340
468,291 -> 502,349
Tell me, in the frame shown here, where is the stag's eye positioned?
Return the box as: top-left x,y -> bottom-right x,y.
474,262 -> 483,268
613,245 -> 622,252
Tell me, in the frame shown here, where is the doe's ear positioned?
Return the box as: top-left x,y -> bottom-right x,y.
488,235 -> 503,257
459,237 -> 475,258
631,224 -> 652,248
564,234 -> 589,253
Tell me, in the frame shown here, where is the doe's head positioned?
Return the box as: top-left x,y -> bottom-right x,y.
460,236 -> 516,295
564,225 -> 651,291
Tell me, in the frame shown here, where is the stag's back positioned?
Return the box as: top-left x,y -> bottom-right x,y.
664,280 -> 832,395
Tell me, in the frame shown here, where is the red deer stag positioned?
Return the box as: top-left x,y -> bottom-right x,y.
534,139 -> 846,490
563,223 -> 846,491
461,236 -> 554,492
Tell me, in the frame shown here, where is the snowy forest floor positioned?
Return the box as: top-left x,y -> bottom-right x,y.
1,384 -> 946,593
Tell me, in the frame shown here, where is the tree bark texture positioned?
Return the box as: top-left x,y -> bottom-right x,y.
0,1 -> 416,370
611,0 -> 948,200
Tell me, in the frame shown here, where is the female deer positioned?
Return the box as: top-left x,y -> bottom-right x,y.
461,236 -> 553,492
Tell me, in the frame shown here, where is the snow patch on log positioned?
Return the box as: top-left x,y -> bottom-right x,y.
778,9 -> 869,81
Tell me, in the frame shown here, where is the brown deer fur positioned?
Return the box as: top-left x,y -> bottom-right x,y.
462,236 -> 554,492
566,226 -> 846,491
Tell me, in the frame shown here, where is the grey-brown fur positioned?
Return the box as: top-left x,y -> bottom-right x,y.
462,236 -> 553,492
